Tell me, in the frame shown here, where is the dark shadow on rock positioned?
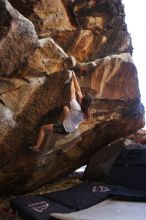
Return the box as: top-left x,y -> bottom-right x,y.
0,0 -> 11,40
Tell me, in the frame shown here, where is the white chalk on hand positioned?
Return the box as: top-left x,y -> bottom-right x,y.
70,56 -> 77,67
64,70 -> 73,84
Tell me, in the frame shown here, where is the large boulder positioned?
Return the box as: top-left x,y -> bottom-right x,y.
0,0 -> 145,194
0,53 -> 144,194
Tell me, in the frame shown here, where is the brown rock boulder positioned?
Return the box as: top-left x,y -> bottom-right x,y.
0,97 -> 144,194
90,53 -> 140,100
0,0 -> 145,195
0,0 -> 39,77
0,53 -> 144,194
82,139 -> 125,182
50,27 -> 131,62
28,37 -> 75,75
9,0 -> 75,35
69,0 -> 125,30
46,0 -> 131,63
0,74 -> 67,166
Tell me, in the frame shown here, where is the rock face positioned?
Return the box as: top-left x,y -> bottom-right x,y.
9,0 -> 75,35
0,0 -> 39,77
0,0 -> 145,194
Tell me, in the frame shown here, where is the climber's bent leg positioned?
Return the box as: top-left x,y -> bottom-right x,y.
31,124 -> 53,151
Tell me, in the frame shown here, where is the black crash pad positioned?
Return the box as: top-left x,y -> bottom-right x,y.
111,185 -> 146,202
46,182 -> 112,210
10,182 -> 112,220
10,194 -> 75,220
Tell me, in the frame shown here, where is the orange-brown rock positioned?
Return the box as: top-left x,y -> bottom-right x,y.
0,0 -> 145,194
50,28 -> 131,62
0,54 -> 144,194
90,53 -> 140,100
0,97 -> 144,194
9,0 -> 75,35
28,37 -> 74,75
68,0 -> 126,30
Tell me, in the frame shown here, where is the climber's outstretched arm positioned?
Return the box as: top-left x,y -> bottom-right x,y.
72,71 -> 83,101
70,79 -> 76,100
